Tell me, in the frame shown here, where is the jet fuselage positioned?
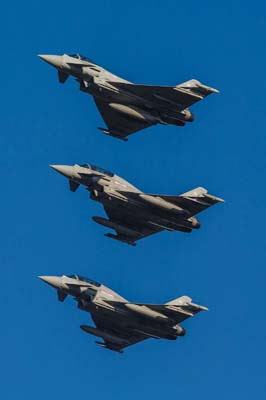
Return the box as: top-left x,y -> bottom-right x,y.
39,53 -> 195,128
52,163 -> 200,232
40,275 -> 185,341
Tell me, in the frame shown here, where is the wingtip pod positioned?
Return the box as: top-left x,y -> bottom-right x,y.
196,80 -> 220,94
204,192 -> 224,203
189,302 -> 209,312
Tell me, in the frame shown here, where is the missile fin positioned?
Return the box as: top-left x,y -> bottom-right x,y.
97,127 -> 128,141
104,233 -> 136,246
95,341 -> 124,354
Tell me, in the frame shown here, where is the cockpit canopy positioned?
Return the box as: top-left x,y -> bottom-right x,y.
68,54 -> 94,63
67,275 -> 101,287
79,164 -> 114,177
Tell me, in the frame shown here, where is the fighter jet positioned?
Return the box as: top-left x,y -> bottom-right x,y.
39,274 -> 208,353
50,163 -> 223,246
39,53 -> 219,141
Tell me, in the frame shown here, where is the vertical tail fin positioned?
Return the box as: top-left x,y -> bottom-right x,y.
165,295 -> 192,306
177,79 -> 219,96
166,296 -> 208,311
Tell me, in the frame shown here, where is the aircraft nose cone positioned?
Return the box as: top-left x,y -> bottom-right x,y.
38,54 -> 62,68
39,276 -> 61,289
50,164 -> 74,178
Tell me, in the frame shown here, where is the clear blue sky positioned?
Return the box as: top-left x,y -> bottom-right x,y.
1,1 -> 265,399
